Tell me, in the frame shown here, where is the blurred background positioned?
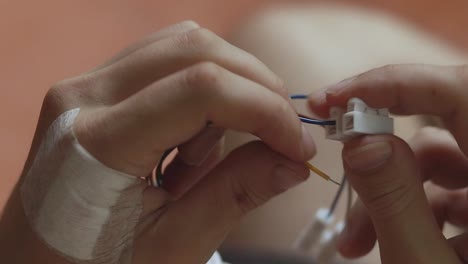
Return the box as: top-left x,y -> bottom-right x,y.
2,1 -> 468,262
3,0 -> 468,203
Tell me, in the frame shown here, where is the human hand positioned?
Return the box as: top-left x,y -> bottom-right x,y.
308,64 -> 468,263
23,21 -> 316,263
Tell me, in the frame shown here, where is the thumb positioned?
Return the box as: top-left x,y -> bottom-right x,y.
342,135 -> 460,264
132,141 -> 310,264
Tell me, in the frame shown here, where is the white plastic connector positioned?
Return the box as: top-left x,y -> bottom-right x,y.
325,107 -> 353,141
316,221 -> 345,264
292,208 -> 334,252
326,98 -> 393,141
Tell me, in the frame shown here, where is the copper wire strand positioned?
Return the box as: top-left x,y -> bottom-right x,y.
304,161 -> 340,185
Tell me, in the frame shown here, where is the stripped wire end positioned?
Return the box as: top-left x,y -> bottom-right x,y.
305,162 -> 340,186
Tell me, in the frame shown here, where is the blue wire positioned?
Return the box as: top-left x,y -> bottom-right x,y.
299,117 -> 335,126
290,94 -> 335,126
290,94 -> 308,99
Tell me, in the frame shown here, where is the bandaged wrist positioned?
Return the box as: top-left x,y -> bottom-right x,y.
21,108 -> 144,264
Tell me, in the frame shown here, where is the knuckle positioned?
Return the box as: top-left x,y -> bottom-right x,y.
228,176 -> 268,215
44,74 -> 101,114
372,64 -> 399,84
259,97 -> 290,132
244,96 -> 287,139
186,62 -> 225,94
178,28 -> 219,50
370,64 -> 400,84
43,81 -> 69,112
218,143 -> 278,216
277,97 -> 292,116
446,65 -> 468,119
272,98 -> 292,128
362,179 -> 415,219
410,127 -> 451,164
276,81 -> 288,97
178,20 -> 200,29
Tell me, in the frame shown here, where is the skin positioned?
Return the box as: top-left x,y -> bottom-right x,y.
0,21 -> 316,263
308,64 -> 468,263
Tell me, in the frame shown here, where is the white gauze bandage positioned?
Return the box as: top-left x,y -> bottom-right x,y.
21,108 -> 145,263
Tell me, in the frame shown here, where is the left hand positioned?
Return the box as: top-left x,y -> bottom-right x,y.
5,21 -> 315,264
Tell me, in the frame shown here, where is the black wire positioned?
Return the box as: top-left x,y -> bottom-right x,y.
299,116 -> 336,126
291,94 -> 335,126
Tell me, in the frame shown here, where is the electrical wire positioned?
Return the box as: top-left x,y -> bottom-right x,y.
291,94 -> 335,126
290,94 -> 309,99
299,116 -> 336,126
291,175 -> 346,252
326,176 -> 347,218
291,94 -> 352,254
304,162 -> 340,186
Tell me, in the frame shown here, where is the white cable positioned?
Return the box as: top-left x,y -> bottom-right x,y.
316,221 -> 344,263
292,208 -> 334,252
207,252 -> 226,264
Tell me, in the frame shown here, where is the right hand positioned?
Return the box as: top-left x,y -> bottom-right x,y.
309,64 -> 468,263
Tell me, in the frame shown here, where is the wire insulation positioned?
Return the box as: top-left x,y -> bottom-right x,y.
290,94 -> 309,99
305,162 -> 340,186
299,116 -> 336,126
291,94 -> 335,126
327,176 -> 347,218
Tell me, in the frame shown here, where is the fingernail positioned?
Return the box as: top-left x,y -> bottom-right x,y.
344,141 -> 393,172
326,76 -> 356,96
301,124 -> 316,158
273,164 -> 307,191
308,89 -> 327,105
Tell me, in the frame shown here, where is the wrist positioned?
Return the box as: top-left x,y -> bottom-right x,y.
0,184 -> 71,264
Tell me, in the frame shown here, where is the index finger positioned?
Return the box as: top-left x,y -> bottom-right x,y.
77,63 -> 316,177
308,64 -> 468,155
